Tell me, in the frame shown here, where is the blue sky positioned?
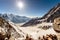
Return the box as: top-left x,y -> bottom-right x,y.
0,0 -> 60,17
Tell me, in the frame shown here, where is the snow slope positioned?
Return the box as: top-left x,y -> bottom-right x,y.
9,22 -> 57,40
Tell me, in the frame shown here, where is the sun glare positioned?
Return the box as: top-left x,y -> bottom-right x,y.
17,1 -> 24,9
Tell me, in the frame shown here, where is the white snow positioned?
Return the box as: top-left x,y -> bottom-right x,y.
9,22 -> 57,40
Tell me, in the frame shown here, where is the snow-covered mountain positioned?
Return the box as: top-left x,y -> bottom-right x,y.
21,3 -> 60,27
0,13 -> 31,23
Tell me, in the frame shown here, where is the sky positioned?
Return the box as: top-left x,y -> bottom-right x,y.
0,0 -> 60,17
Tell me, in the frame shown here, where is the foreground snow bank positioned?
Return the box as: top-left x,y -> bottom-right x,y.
18,27 -> 56,39
9,22 -> 57,40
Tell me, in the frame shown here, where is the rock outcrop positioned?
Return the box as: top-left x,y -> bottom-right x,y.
53,17 -> 60,33
0,17 -> 22,40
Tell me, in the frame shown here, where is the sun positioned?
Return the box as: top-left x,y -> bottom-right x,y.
17,1 -> 24,9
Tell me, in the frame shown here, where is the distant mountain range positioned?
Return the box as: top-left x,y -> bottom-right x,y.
0,14 -> 31,23
21,3 -> 60,27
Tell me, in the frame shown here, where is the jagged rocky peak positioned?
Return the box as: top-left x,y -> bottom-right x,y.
46,3 -> 60,22
42,3 -> 60,19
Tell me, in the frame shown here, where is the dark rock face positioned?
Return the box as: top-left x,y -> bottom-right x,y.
47,9 -> 60,22
21,3 -> 60,27
0,17 -> 11,40
53,17 -> 60,33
